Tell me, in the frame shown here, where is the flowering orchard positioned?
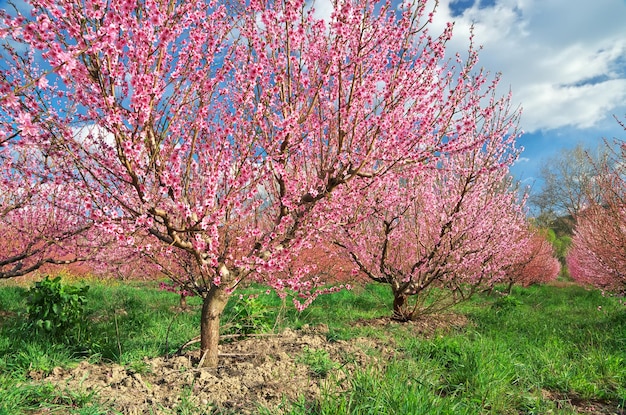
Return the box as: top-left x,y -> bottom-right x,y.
0,141 -> 160,281
1,0 -> 537,366
0,143 -> 95,279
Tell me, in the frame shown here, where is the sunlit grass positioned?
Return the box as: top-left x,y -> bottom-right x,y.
0,277 -> 624,414
284,284 -> 626,414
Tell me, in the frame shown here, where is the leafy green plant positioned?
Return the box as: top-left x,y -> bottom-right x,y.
24,275 -> 89,338
225,295 -> 273,336
490,293 -> 523,312
126,360 -> 152,376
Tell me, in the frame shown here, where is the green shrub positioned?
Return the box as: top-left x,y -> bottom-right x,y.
24,275 -> 89,339
490,293 -> 522,312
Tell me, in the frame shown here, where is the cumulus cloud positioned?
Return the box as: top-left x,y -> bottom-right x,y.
306,0 -> 334,23
425,0 -> 626,133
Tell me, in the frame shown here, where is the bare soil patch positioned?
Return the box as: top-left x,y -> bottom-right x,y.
39,324 -> 392,414
541,389 -> 625,415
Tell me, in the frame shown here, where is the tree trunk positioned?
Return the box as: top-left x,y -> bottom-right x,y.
392,291 -> 409,321
505,280 -> 514,295
199,285 -> 229,368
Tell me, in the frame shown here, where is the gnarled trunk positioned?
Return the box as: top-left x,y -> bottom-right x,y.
199,285 -> 229,368
392,290 -> 410,321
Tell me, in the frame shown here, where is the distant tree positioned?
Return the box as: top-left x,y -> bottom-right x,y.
0,145 -> 93,279
530,144 -> 604,234
333,127 -> 526,321
504,229 -> 561,292
567,207 -> 626,293
543,227 -> 571,268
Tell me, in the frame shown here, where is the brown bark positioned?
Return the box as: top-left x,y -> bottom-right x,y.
505,280 -> 514,295
199,285 -> 229,368
392,291 -> 409,321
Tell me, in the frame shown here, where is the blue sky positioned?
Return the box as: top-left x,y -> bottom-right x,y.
436,0 -> 626,192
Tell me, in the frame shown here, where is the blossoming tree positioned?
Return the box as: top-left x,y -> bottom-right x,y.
503,229 -> 561,292
0,141 -> 95,279
567,133 -> 626,293
2,0 -> 522,365
332,112 -> 527,320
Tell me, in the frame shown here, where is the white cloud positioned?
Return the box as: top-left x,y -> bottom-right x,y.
306,0 -> 334,23
425,0 -> 626,133
72,123 -> 116,150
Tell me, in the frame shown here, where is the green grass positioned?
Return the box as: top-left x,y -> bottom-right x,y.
0,279 -> 201,414
280,284 -> 626,414
294,284 -> 625,415
0,278 -> 624,414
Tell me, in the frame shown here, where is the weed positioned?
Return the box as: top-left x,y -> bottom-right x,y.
173,385 -> 198,415
297,347 -> 339,378
126,359 -> 152,375
223,294 -> 274,336
23,275 -> 89,340
490,292 -> 523,312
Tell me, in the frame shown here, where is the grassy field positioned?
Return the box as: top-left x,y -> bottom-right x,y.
0,277 -> 624,414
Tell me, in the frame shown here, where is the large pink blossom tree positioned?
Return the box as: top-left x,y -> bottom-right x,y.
2,0 -> 521,365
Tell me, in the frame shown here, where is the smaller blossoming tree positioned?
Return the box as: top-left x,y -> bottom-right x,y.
567,168 -> 626,292
333,117 -> 528,320
567,118 -> 625,293
503,229 -> 561,292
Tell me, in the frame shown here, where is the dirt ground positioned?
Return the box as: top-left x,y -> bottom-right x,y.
37,317 -> 460,414
38,324 -> 386,414
34,315 -> 624,415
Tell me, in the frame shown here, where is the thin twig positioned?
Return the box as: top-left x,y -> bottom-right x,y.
220,333 -> 280,340
218,353 -> 256,357
198,349 -> 209,368
175,335 -> 201,356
